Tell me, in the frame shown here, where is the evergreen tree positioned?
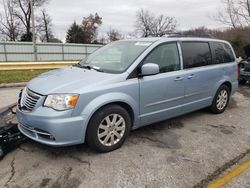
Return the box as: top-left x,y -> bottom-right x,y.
66,21 -> 84,43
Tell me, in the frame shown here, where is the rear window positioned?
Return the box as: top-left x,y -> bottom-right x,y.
211,42 -> 235,64
181,42 -> 212,69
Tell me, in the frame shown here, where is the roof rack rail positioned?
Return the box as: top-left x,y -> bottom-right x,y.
148,32 -> 214,38
167,33 -> 214,38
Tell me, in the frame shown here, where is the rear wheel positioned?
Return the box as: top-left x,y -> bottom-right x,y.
86,105 -> 131,152
0,146 -> 4,159
210,85 -> 230,114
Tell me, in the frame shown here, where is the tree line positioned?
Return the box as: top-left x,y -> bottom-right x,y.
0,0 -> 59,42
0,0 -> 250,56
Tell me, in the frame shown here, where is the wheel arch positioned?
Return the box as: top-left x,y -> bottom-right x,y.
221,81 -> 232,93
90,101 -> 135,127
81,92 -> 139,142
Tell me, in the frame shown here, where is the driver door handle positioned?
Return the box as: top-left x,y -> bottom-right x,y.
174,77 -> 183,81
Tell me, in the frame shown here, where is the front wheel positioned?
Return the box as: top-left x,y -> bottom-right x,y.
86,105 -> 131,152
209,85 -> 230,114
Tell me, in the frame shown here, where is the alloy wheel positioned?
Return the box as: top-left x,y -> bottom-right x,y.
216,89 -> 228,110
97,114 -> 126,146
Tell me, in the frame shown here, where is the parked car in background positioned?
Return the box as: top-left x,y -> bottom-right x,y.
16,37 -> 238,152
239,58 -> 250,84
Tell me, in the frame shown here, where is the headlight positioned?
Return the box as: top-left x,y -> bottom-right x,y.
44,94 -> 79,111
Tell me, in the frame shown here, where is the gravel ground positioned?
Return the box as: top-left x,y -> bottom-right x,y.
0,85 -> 249,188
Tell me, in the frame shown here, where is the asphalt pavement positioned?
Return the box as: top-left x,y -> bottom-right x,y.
0,85 -> 249,188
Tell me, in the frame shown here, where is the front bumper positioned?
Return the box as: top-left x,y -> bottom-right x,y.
16,106 -> 87,146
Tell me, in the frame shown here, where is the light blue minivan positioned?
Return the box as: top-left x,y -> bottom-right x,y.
16,37 -> 238,152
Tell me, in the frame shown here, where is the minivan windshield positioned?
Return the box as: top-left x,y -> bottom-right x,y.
79,41 -> 152,73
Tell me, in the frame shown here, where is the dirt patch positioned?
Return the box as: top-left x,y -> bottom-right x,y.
190,129 -> 198,133
51,167 -> 82,188
40,178 -> 51,187
238,85 -> 250,98
207,124 -> 235,135
130,120 -> 183,149
228,98 -> 238,109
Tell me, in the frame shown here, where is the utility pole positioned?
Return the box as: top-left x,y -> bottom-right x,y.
30,0 -> 37,61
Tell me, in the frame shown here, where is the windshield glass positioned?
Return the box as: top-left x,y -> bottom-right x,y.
79,41 -> 152,73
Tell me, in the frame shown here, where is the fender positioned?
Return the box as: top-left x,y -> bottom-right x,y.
213,76 -> 233,98
81,92 -> 140,129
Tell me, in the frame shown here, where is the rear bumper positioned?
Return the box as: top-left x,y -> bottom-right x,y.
16,107 -> 87,146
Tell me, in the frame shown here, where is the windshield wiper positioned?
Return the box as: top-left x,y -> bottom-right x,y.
73,63 -> 104,72
73,63 -> 85,68
81,65 -> 103,72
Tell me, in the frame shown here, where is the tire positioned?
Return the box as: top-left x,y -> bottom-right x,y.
209,85 -> 230,114
86,105 -> 131,153
239,78 -> 247,85
0,146 -> 4,160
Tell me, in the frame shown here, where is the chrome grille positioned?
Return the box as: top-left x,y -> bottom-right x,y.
18,88 -> 41,112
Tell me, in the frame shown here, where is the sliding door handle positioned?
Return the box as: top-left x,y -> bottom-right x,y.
174,77 -> 183,81
187,74 -> 194,79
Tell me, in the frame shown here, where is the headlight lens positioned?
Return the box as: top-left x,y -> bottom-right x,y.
44,94 -> 79,111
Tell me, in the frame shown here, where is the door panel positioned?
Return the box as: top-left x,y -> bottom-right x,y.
139,72 -> 185,126
183,66 -> 222,113
180,41 -> 222,113
138,42 -> 185,126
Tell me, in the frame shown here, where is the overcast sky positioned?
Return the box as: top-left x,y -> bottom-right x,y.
46,0 -> 225,40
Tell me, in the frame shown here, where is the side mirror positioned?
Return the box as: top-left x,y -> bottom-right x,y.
140,63 -> 160,76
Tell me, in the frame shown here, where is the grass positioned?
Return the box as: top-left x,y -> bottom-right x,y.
0,69 -> 52,84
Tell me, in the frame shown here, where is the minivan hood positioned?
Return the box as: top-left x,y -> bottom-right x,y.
27,67 -> 117,95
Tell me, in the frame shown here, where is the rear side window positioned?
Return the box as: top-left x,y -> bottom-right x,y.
181,42 -> 212,69
211,42 -> 235,64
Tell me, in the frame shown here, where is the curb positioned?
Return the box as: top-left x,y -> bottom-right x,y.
0,102 -> 17,115
0,82 -> 27,89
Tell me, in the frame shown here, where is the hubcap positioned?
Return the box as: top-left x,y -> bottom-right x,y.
216,90 -> 228,110
97,114 -> 126,146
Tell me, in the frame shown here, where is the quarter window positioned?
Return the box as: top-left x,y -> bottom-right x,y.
143,43 -> 180,73
212,42 -> 235,64
181,42 -> 212,69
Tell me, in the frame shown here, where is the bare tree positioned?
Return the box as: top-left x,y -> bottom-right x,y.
181,26 -> 218,38
37,9 -> 53,42
0,0 -> 20,41
136,9 -> 154,37
12,0 -> 48,41
106,28 -> 122,42
151,15 -> 177,37
216,0 -> 250,28
81,13 -> 102,43
135,9 -> 177,37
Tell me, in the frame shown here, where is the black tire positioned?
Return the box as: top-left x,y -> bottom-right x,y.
239,78 -> 247,85
86,105 -> 131,153
0,146 -> 4,160
209,85 -> 230,114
